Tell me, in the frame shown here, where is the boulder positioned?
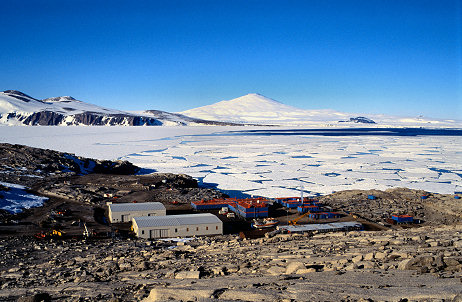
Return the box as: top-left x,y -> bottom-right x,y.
227,265 -> 239,274
344,263 -> 358,271
211,266 -> 226,276
286,261 -> 305,274
427,240 -> 440,247
143,287 -> 214,301
359,261 -> 375,269
444,257 -> 461,267
434,254 -> 445,270
397,259 -> 411,270
453,241 -> 462,249
267,266 -> 286,276
363,252 -> 374,261
136,261 -> 149,271
219,289 -> 281,301
398,255 -> 434,271
174,270 -> 201,279
375,252 -> 386,260
296,268 -> 317,274
352,255 -> 363,263
118,263 -> 132,271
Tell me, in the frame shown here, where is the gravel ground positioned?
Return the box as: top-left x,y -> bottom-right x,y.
1,224 -> 462,301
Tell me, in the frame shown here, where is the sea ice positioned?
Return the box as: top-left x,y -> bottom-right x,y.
1,126 -> 461,197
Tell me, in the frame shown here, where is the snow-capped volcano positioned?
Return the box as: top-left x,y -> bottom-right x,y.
180,93 -> 462,127
180,93 -> 350,125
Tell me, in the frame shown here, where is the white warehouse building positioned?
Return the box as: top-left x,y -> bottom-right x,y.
132,213 -> 223,239
108,202 -> 166,223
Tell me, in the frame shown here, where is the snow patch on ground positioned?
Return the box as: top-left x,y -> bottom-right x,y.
63,154 -> 96,174
0,181 -> 48,213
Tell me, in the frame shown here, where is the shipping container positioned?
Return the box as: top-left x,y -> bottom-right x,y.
297,205 -> 321,213
391,215 -> 413,223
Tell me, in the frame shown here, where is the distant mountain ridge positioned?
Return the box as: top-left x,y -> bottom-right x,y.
139,110 -> 241,126
0,90 -> 237,126
0,90 -> 160,126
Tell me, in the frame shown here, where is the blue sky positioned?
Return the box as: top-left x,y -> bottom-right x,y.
1,0 -> 461,119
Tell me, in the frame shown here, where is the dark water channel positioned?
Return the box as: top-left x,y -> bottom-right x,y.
223,127 -> 462,137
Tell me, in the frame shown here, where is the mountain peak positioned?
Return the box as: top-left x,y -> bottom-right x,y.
238,93 -> 279,101
180,93 -> 306,124
245,93 -> 264,97
2,90 -> 40,103
3,90 -> 28,96
220,93 -> 283,107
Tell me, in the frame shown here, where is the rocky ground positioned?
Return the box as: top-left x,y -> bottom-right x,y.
1,224 -> 462,301
320,188 -> 462,226
1,143 -> 462,301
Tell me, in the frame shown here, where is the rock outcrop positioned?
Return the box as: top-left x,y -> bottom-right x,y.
0,143 -> 140,185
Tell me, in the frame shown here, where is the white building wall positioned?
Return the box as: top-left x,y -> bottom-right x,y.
133,221 -> 223,239
109,208 -> 166,223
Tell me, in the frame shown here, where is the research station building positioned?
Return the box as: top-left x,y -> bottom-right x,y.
108,202 -> 166,223
132,213 -> 223,239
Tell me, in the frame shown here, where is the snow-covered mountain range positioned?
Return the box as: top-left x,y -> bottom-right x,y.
1,90 -> 460,127
181,93 -> 462,127
0,90 -> 160,126
0,90 -> 236,126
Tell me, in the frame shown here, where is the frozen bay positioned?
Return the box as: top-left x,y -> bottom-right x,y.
1,126 -> 461,197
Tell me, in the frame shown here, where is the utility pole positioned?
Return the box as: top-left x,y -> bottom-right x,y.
301,185 -> 304,204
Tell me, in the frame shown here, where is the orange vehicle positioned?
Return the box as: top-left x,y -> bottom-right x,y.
34,229 -> 65,239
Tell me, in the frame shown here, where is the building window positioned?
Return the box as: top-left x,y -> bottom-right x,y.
175,228 -> 178,233
142,230 -> 145,234
206,226 -> 208,230
186,228 -> 189,232
216,226 -> 218,230
196,227 -> 199,231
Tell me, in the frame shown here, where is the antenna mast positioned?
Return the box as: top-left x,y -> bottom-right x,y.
300,185 -> 304,204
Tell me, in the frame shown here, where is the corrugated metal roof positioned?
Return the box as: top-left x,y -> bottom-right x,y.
133,213 -> 221,228
109,202 -> 166,213
278,221 -> 362,233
